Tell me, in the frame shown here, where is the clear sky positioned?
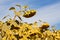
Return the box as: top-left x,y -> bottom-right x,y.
0,0 -> 60,30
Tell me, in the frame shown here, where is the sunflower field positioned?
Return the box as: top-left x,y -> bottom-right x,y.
0,4 -> 60,40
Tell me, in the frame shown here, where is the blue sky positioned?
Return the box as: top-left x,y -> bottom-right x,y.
0,0 -> 60,30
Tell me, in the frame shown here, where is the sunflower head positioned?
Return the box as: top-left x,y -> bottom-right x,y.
23,10 -> 36,18
16,4 -> 21,7
40,22 -> 50,29
9,7 -> 15,10
23,5 -> 28,9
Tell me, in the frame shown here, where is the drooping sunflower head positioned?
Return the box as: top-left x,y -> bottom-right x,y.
40,22 -> 50,29
23,5 -> 28,9
16,4 -> 21,8
23,10 -> 36,18
9,7 -> 15,10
